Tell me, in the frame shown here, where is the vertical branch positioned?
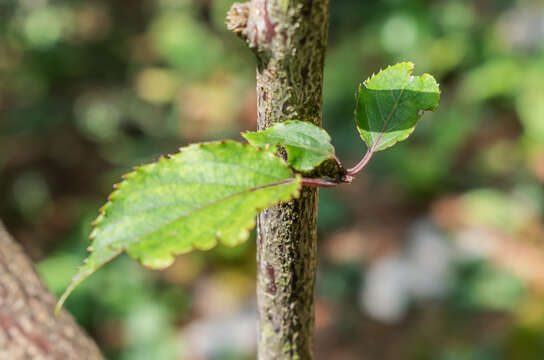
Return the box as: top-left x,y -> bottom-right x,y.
228,0 -> 330,358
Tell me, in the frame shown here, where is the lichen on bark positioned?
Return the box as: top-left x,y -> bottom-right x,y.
227,0 -> 330,358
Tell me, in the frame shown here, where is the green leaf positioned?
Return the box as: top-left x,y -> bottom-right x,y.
57,141 -> 301,313
242,120 -> 336,172
355,62 -> 440,152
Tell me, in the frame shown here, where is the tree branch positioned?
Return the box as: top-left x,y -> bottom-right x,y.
228,0 -> 330,358
0,220 -> 104,360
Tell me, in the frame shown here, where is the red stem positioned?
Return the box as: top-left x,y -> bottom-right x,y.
301,178 -> 338,188
346,150 -> 374,176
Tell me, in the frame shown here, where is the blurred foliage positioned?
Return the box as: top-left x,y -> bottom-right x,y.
1,0 -> 544,359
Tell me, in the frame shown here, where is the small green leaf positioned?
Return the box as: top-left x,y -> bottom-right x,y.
57,141 -> 301,313
356,62 -> 440,152
243,120 -> 336,172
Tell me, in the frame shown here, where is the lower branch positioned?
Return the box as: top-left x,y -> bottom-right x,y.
0,221 -> 104,360
257,187 -> 318,359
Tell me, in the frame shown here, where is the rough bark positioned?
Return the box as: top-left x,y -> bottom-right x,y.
227,1 -> 330,358
0,221 -> 104,360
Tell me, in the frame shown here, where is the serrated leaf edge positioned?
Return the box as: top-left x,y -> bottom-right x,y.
56,141 -> 301,314
355,61 -> 440,152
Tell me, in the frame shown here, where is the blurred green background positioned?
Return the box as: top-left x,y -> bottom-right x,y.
1,0 -> 544,359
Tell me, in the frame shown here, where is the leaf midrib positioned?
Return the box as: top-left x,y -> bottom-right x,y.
97,178 -> 298,252
367,79 -> 410,152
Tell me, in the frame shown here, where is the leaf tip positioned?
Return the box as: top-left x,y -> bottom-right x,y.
55,284 -> 76,316
55,265 -> 93,315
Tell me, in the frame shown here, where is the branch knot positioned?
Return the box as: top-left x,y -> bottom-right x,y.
226,0 -> 276,53
226,2 -> 250,35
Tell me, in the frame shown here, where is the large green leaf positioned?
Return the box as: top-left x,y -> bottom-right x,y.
356,62 -> 440,152
57,141 -> 301,312
243,120 -> 336,172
